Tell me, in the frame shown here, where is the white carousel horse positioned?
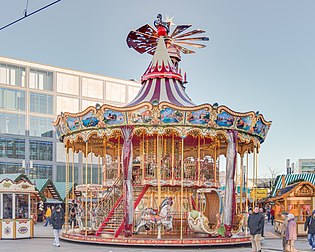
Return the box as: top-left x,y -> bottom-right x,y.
134,197 -> 173,239
75,203 -> 84,230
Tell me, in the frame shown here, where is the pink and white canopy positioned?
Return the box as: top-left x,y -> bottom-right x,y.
127,37 -> 195,107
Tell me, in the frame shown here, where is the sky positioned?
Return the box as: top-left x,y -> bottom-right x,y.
0,0 -> 314,178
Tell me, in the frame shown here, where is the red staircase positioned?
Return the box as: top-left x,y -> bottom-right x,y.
95,184 -> 149,237
114,184 -> 149,238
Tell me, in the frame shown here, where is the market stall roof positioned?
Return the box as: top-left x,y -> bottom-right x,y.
271,181 -> 315,200
272,174 -> 315,197
0,173 -> 32,184
31,178 -> 61,201
54,182 -> 80,201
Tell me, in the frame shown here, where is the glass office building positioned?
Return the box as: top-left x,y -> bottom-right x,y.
0,56 -> 140,183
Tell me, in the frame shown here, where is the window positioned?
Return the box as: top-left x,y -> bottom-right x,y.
29,117 -> 53,137
128,85 -> 140,102
3,194 -> 13,219
57,165 -> 79,183
15,194 -> 29,219
0,88 -> 25,111
0,138 -> 25,159
0,113 -> 25,135
56,73 -> 79,95
30,93 -> 53,114
0,162 -> 23,174
82,78 -> 103,99
29,140 -> 53,161
29,68 -> 53,91
82,164 -> 100,184
105,82 -> 126,103
56,96 -> 78,114
29,164 -> 52,180
0,63 -> 25,87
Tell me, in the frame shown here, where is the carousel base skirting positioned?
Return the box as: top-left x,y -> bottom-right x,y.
61,232 -> 251,247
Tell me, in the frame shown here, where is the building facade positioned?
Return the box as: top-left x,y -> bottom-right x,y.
0,56 -> 140,183
295,159 -> 315,174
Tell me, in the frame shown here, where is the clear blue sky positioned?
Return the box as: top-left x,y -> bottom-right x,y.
1,0 -> 314,178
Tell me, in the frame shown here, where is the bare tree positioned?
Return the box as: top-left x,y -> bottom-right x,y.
258,165 -> 282,191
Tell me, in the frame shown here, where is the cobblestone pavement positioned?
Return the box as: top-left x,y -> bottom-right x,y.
0,222 -> 310,252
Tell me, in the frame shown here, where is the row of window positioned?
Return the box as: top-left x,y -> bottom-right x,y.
0,63 -> 140,103
56,165 -> 100,184
0,113 -> 53,137
0,87 -> 139,115
0,162 -> 52,180
0,138 -> 53,161
0,63 -> 53,90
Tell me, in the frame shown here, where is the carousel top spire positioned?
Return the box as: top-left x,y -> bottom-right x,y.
126,14 -> 209,107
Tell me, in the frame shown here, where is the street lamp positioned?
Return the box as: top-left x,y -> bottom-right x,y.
22,160 -> 33,176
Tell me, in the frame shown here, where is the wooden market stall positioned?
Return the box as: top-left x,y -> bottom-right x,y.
0,174 -> 38,239
271,180 -> 315,236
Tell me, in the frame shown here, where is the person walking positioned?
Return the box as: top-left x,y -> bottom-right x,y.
44,206 -> 51,226
270,207 -> 275,226
51,205 -> 65,247
248,206 -> 264,252
305,210 -> 315,250
286,213 -> 297,252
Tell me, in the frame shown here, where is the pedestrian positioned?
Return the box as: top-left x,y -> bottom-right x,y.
270,207 -> 275,226
259,207 -> 265,237
285,213 -> 297,252
281,212 -> 289,252
248,206 -> 264,252
305,210 -> 315,250
44,206 -> 51,227
267,207 -> 271,223
69,203 -> 77,230
51,205 -> 65,247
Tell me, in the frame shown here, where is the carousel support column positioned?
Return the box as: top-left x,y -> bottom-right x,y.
85,141 -> 88,236
90,145 -> 93,229
141,132 -> 145,183
252,148 -> 257,208
245,152 -> 249,211
223,130 -> 238,237
171,133 -> 175,185
118,136 -> 121,178
103,138 -> 107,187
157,134 -> 162,211
180,136 -> 185,240
121,126 -> 134,237
255,148 -> 259,207
98,156 -> 100,185
214,141 -> 217,185
65,146 -> 69,232
197,136 -> 201,185
239,154 -> 244,213
72,148 -> 75,200
235,155 -> 239,213
28,193 -> 31,219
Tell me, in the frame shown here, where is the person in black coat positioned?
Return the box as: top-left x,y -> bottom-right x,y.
51,205 -> 65,247
248,206 -> 264,252
305,210 -> 315,250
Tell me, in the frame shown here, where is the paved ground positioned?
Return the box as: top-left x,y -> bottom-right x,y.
0,221 -> 311,251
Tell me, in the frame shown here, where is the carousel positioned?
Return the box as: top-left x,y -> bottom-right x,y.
53,15 -> 271,246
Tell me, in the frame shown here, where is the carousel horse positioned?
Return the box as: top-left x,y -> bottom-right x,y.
75,202 -> 84,230
134,197 -> 173,239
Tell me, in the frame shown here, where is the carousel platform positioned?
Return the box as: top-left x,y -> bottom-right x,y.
61,232 -> 251,247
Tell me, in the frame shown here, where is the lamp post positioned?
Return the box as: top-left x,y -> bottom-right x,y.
22,160 -> 33,176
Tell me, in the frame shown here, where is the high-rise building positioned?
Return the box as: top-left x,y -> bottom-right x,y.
295,159 -> 315,174
0,56 -> 140,182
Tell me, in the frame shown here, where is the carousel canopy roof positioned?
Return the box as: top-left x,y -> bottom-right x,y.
53,15 -> 271,150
